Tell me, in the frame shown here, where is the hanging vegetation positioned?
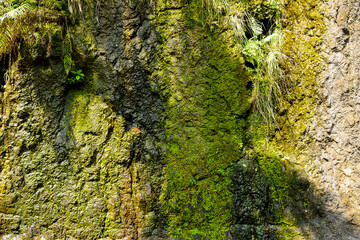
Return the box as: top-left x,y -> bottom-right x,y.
0,0 -> 85,77
198,0 -> 285,125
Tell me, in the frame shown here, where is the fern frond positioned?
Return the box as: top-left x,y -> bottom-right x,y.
4,24 -> 11,39
0,3 -> 33,24
0,23 -> 12,54
243,40 -> 264,67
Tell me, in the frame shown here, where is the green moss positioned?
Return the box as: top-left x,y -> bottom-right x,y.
275,0 -> 325,157
63,33 -> 73,75
153,0 -> 307,238
155,3 -> 253,238
0,0 -> 325,238
247,116 -> 301,239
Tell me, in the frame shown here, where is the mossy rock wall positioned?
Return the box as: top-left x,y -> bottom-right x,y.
0,1 -> 166,239
0,0 -> 360,239
274,0 -> 360,239
154,5 -> 248,239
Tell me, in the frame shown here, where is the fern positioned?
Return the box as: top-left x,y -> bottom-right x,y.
0,0 -> 88,82
0,3 -> 33,24
0,1 -> 70,59
0,1 -> 36,57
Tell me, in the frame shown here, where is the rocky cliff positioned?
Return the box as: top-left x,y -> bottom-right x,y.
288,0 -> 360,238
0,0 -> 359,239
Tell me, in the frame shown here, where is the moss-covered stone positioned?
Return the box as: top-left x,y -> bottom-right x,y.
1,0 -> 349,239
152,1 -> 302,238
153,2 -> 253,238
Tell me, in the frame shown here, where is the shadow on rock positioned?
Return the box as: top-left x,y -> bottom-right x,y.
230,154 -> 360,240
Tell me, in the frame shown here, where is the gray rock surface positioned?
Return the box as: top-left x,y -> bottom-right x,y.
308,0 -> 360,238
282,0 -> 360,239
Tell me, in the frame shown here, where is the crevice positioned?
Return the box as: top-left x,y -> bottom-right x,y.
104,125 -> 114,146
157,7 -> 183,12
84,131 -> 101,136
0,56 -> 9,93
87,150 -> 98,167
246,81 -> 253,90
260,18 -> 275,36
245,60 -> 256,69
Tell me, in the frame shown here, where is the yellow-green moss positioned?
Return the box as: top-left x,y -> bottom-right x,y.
155,2 -> 252,238
277,0 -> 326,155
251,0 -> 327,239
153,0 -> 313,238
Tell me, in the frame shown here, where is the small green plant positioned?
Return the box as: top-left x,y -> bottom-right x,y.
67,69 -> 84,84
0,1 -> 34,57
231,7 -> 284,127
193,0 -> 285,126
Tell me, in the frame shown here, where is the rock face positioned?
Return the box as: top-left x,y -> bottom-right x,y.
0,0 -> 360,239
280,0 -> 360,239
0,0 -> 165,239
307,0 -> 360,238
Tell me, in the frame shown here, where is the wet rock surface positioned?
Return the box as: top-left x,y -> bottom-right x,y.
230,160 -> 276,240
